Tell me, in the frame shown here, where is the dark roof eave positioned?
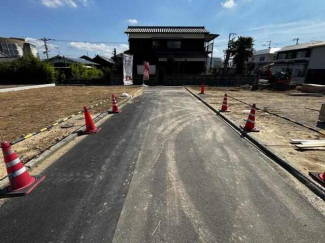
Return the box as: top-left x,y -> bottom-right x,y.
125,26 -> 210,34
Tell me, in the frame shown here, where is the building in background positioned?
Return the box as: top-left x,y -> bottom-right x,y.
0,37 -> 38,60
45,55 -> 99,69
274,41 -> 325,84
80,55 -> 115,69
125,26 -> 219,84
252,48 -> 280,73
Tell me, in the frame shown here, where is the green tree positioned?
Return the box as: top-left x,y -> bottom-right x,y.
0,55 -> 56,84
70,63 -> 85,80
230,36 -> 254,74
70,63 -> 103,80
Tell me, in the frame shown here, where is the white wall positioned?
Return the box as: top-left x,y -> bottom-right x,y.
253,54 -> 276,63
309,46 -> 325,69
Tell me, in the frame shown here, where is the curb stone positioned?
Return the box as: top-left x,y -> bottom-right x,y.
184,86 -> 325,201
0,88 -> 144,189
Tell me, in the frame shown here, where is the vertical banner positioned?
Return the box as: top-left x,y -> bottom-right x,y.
143,61 -> 150,81
123,54 -> 133,85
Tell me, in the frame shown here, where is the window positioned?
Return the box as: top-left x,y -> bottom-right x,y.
167,41 -> 181,49
296,51 -> 307,59
152,40 -> 160,48
278,53 -> 286,60
259,56 -> 265,62
287,52 -> 294,59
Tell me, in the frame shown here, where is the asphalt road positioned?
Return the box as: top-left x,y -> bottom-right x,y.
0,87 -> 324,243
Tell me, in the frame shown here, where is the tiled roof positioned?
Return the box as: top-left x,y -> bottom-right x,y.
97,55 -> 115,64
47,55 -> 99,65
125,26 -> 209,34
254,48 -> 281,56
277,41 -> 324,52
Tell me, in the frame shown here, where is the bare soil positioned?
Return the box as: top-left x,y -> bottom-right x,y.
0,86 -> 142,179
188,86 -> 325,181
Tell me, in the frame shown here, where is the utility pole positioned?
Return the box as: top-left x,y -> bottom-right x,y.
112,48 -> 117,64
293,38 -> 300,45
39,37 -> 53,60
223,33 -> 236,75
266,40 -> 272,49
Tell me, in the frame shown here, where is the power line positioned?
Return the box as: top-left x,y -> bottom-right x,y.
51,39 -> 128,44
236,9 -> 325,34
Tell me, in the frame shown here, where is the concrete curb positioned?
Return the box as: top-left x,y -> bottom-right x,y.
0,88 -> 144,188
185,86 -> 325,201
0,84 -> 55,93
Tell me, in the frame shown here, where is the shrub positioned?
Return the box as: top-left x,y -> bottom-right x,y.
0,55 -> 56,84
70,63 -> 103,80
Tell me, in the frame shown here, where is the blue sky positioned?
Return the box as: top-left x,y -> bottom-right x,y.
1,0 -> 325,59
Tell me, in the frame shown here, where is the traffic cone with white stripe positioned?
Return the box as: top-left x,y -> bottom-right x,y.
309,171 -> 325,187
220,94 -> 230,112
0,141 -> 45,198
241,104 -> 260,132
110,94 -> 121,113
200,83 -> 205,94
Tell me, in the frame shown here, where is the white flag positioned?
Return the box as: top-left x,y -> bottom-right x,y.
123,54 -> 133,85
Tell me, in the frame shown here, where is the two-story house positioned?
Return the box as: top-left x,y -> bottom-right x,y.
274,41 -> 325,84
125,26 -> 219,84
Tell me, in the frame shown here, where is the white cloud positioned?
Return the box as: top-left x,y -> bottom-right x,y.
221,0 -> 236,9
68,42 -> 129,56
25,37 -> 59,51
127,19 -> 138,25
41,0 -> 90,8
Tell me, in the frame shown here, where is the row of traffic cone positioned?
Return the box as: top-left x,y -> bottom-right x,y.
0,94 -> 122,198
199,83 -> 259,132
200,85 -> 325,187
215,92 -> 259,133
84,94 -> 121,134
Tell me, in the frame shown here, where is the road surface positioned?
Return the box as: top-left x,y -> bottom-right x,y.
0,87 -> 324,243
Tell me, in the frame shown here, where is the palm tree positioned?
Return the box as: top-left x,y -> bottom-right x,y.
230,36 -> 254,74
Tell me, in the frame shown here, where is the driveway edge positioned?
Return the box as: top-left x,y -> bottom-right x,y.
0,87 -> 144,188
184,86 -> 325,201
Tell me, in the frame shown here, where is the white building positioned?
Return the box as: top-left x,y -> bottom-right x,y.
252,48 -> 280,73
274,41 -> 325,84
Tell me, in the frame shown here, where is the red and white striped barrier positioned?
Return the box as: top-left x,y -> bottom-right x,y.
0,141 -> 45,198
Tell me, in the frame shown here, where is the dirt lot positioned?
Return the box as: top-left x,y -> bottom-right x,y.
0,86 -> 142,179
188,86 -> 325,182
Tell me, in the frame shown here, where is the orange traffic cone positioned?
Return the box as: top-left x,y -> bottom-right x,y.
220,94 -> 230,112
84,106 -> 99,134
200,83 -> 205,94
241,104 -> 260,132
111,94 -> 121,113
309,171 -> 325,186
0,141 -> 45,198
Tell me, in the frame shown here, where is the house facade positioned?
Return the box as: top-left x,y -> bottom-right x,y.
125,26 -> 219,84
252,48 -> 280,73
274,41 -> 325,84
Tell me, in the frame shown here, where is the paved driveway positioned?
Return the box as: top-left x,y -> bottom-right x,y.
0,87 -> 324,243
